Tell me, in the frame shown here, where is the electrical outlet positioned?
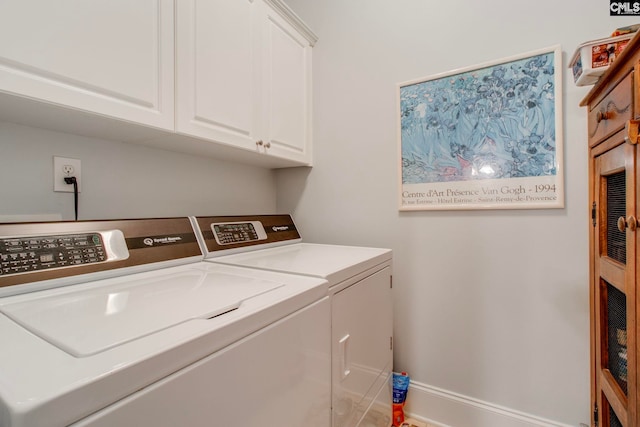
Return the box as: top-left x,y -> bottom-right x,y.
53,156 -> 82,193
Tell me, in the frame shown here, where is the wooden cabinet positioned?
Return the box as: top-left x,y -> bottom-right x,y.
0,0 -> 315,168
0,0 -> 175,131
582,31 -> 640,427
176,0 -> 314,165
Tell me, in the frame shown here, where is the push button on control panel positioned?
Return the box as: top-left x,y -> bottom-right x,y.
0,233 -> 107,276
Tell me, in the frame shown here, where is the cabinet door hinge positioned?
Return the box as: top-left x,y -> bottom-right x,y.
592,202 -> 597,227
594,402 -> 598,427
390,336 -> 393,351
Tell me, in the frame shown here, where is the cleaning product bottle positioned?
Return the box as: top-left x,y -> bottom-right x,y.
392,372 -> 410,426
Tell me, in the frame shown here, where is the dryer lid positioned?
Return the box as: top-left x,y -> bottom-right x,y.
0,268 -> 282,357
212,243 -> 391,284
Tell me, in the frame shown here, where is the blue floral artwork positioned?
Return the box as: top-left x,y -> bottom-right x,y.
398,47 -> 563,210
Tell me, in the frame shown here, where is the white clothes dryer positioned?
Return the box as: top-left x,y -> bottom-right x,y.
191,215 -> 394,427
0,217 -> 330,427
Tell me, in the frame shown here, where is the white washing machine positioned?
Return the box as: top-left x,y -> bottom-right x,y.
190,215 -> 394,427
0,217 -> 330,427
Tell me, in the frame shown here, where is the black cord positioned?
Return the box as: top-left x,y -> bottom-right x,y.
64,176 -> 78,221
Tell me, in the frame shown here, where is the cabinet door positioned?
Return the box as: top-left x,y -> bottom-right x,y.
332,267 -> 393,427
258,0 -> 313,164
592,140 -> 637,427
175,0 -> 262,151
0,0 -> 174,130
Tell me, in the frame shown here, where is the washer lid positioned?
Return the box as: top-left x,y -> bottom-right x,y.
0,269 -> 281,357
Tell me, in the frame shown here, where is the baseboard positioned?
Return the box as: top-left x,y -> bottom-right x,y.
404,380 -> 574,427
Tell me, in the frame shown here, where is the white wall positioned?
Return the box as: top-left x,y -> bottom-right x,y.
276,0 -> 640,425
0,121 -> 276,220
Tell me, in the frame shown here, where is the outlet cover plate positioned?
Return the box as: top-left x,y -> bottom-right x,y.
53,156 -> 82,193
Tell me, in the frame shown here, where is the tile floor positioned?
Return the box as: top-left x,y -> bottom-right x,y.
399,418 -> 438,427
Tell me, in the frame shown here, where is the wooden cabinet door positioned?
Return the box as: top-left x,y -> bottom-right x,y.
175,0 -> 261,151
0,0 -> 174,130
258,0 -> 313,164
592,139 -> 637,426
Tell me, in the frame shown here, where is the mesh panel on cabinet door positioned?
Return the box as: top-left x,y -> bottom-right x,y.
606,281 -> 628,395
609,401 -> 623,427
606,172 -> 626,263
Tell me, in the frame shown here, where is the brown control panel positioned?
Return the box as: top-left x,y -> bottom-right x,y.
192,215 -> 301,254
0,218 -> 202,289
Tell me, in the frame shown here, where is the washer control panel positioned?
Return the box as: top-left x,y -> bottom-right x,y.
0,231 -> 128,277
212,221 -> 268,245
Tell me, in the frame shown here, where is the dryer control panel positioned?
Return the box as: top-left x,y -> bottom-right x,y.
192,215 -> 302,257
212,221 -> 268,245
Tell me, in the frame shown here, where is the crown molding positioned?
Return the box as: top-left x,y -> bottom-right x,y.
263,0 -> 318,46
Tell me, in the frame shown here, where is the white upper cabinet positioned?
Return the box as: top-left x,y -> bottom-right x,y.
259,0 -> 313,164
176,0 -> 261,151
0,0 -> 175,131
176,0 -> 316,165
0,0 -> 315,168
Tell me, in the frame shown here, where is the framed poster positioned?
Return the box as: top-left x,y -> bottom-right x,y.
398,46 -> 564,210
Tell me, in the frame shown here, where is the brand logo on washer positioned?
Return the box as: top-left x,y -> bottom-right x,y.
143,236 -> 183,246
272,226 -> 289,232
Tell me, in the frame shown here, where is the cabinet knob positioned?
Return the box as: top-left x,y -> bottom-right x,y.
625,120 -> 640,145
264,141 -> 271,149
596,110 -> 609,123
256,140 -> 264,146
618,215 -> 637,232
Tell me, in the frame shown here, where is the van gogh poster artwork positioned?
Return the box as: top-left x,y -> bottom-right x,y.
398,46 -> 564,210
